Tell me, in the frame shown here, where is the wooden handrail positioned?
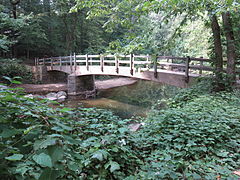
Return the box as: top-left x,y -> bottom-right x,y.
36,54 -> 214,77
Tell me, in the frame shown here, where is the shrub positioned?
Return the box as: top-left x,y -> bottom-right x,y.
0,86 -> 141,179
132,92 -> 240,179
0,59 -> 33,83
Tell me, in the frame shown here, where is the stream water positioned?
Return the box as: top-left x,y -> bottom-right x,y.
64,80 -> 179,118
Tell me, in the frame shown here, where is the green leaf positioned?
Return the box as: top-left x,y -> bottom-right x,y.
118,127 -> 128,134
109,161 -> 120,173
68,162 -> 80,171
47,145 -> 64,164
33,138 -> 56,150
192,173 -> 201,179
2,76 -> 12,82
92,151 -> 103,161
11,80 -> 22,84
39,168 -> 60,180
0,128 -> 20,138
59,107 -> 72,113
5,154 -> 23,161
33,153 -> 52,168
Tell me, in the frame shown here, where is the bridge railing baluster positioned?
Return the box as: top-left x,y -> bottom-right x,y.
100,55 -> 104,72
130,54 -> 134,75
199,57 -> 203,75
146,54 -> 150,69
70,53 -> 72,73
51,57 -> 53,70
86,54 -> 89,71
60,57 -> 62,70
185,56 -> 191,83
74,53 -> 76,71
154,56 -> 158,78
115,55 -> 119,73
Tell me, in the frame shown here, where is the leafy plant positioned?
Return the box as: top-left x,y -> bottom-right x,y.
0,86 -> 141,179
132,89 -> 240,179
0,59 -> 33,84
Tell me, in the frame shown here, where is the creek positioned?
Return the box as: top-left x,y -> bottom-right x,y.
64,80 -> 179,118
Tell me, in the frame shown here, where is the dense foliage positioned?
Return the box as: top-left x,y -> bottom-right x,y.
1,81 -> 240,179
133,84 -> 240,179
0,85 -> 140,179
0,59 -> 33,83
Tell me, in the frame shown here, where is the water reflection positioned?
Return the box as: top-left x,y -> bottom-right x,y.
64,80 -> 179,118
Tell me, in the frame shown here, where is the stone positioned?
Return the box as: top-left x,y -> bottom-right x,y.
57,96 -> 66,102
56,91 -> 67,98
46,92 -> 58,101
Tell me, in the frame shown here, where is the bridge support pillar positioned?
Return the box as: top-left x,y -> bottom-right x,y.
37,65 -> 48,83
67,75 -> 96,98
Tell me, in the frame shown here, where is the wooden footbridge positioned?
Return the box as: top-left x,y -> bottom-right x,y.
35,54 -> 212,95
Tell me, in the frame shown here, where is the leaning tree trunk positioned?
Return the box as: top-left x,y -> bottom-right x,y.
222,11 -> 236,84
210,15 -> 224,91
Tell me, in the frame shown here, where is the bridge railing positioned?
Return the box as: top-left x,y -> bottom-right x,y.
36,54 -> 213,81
36,54 -> 152,75
156,56 -> 213,82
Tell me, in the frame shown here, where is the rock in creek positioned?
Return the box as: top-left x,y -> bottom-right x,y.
46,93 -> 58,101
46,91 -> 67,101
56,91 -> 67,98
23,91 -> 67,101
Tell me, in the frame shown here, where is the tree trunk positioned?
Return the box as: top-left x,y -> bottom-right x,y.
210,15 -> 224,91
10,0 -> 20,19
222,11 -> 236,84
10,0 -> 20,58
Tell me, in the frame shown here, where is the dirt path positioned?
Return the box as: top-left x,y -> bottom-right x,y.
15,78 -> 138,94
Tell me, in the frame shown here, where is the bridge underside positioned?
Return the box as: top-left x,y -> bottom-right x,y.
46,65 -> 198,88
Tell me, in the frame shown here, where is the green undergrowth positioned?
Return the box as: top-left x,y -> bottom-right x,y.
1,79 -> 240,179
0,85 -> 139,180
134,91 -> 240,179
0,59 -> 33,84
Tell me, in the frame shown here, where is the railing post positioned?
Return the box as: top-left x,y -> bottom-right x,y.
146,54 -> 150,69
100,54 -> 104,72
90,57 -> 93,66
43,58 -> 45,66
51,57 -> 53,70
153,55 -> 158,78
86,54 -> 89,71
130,54 -> 134,75
74,53 -> 76,71
185,56 -> 191,83
60,57 -> 62,70
199,56 -> 203,75
115,55 -> 119,73
70,53 -> 72,73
